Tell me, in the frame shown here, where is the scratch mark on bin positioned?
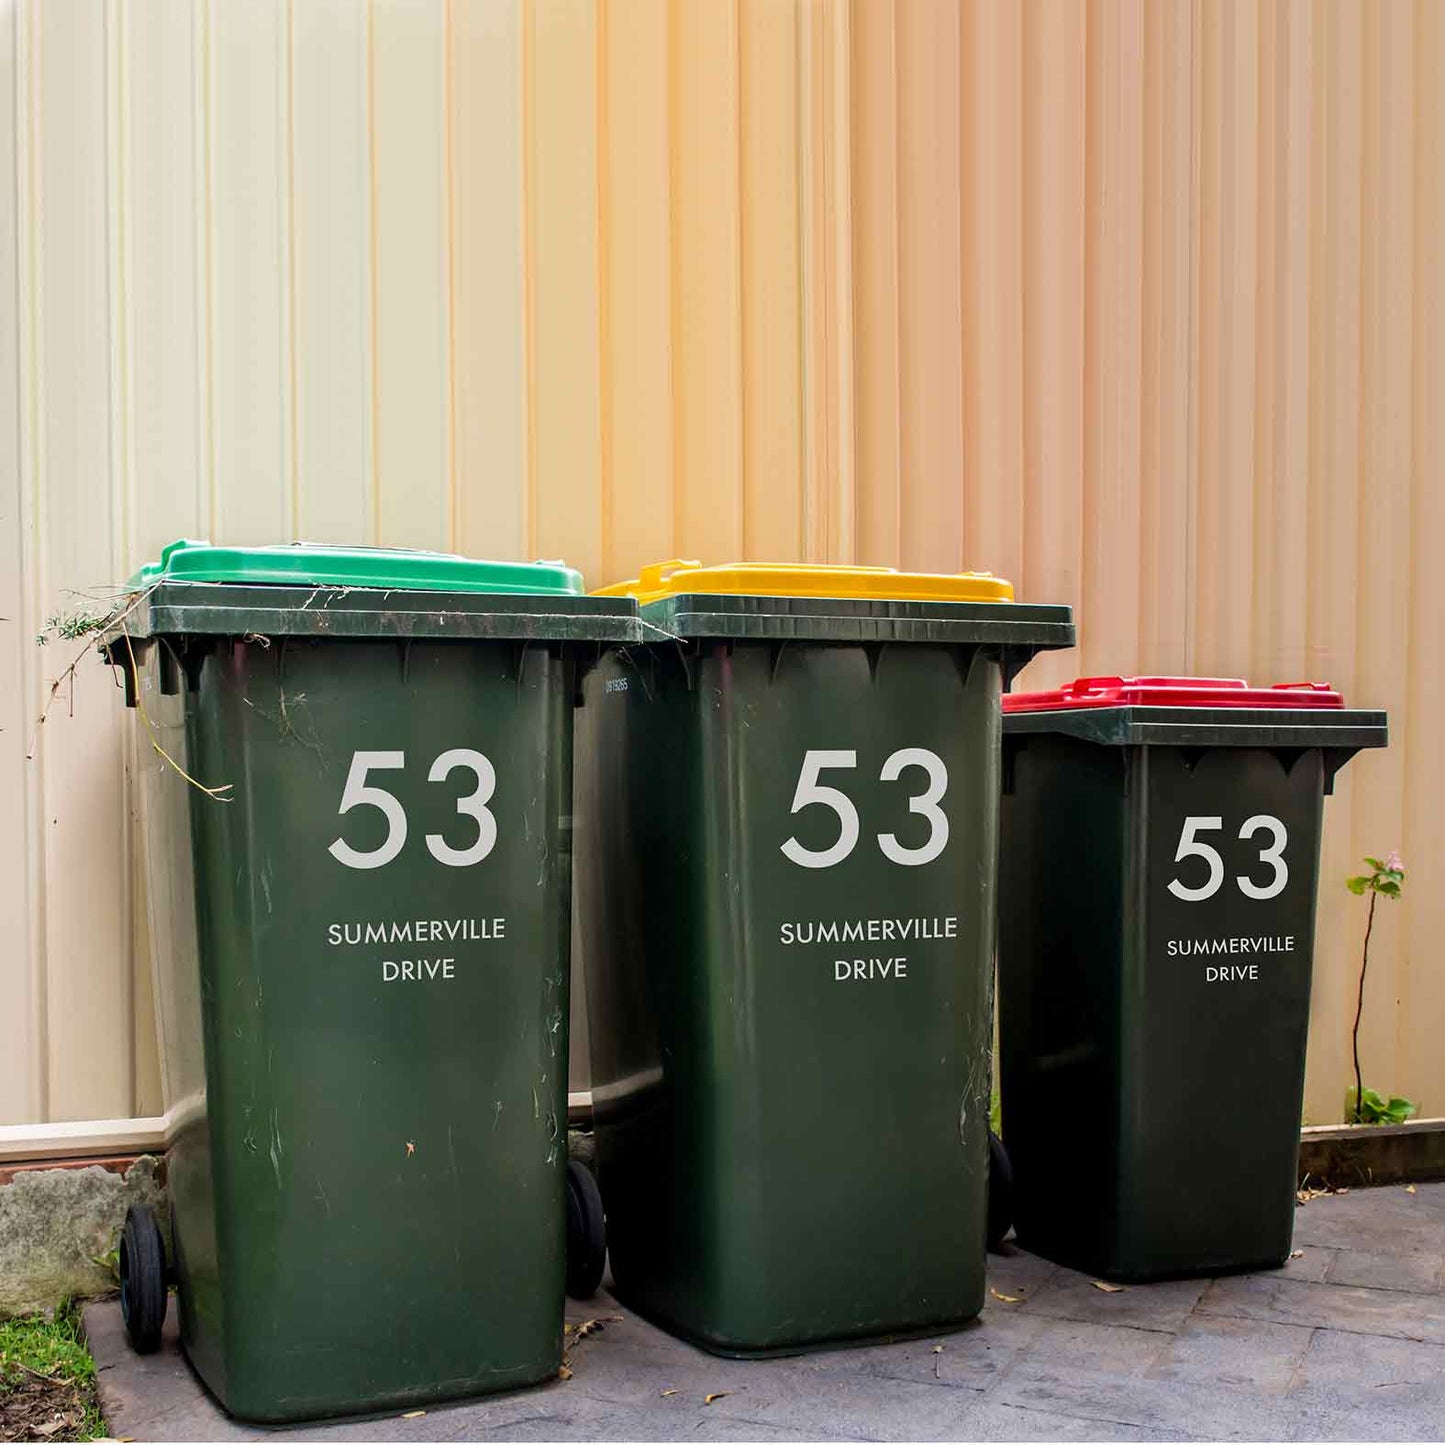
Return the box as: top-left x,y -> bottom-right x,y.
268,1109 -> 284,1189
447,1124 -> 458,1177
314,1174 -> 330,1216
493,1101 -> 503,1130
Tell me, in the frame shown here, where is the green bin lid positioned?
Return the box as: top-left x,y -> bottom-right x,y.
131,539 -> 584,596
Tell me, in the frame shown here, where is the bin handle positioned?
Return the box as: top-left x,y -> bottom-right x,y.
637,559 -> 702,593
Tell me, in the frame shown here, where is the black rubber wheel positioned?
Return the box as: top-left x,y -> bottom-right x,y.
565,1160 -> 606,1300
986,1130 -> 1014,1251
119,1204 -> 167,1354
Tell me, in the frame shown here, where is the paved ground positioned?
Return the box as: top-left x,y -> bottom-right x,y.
87,1183 -> 1445,1441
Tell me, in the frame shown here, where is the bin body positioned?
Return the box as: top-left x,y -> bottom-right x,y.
998,678 -> 1388,1282
575,566 -> 1073,1355
108,544 -> 638,1421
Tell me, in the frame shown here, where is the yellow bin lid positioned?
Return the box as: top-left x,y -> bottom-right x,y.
593,559 -> 1014,605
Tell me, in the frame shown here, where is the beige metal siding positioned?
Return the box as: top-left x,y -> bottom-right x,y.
2,0 -> 1441,1131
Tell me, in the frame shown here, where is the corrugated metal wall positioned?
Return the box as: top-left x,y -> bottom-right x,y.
2,0 -> 1441,1132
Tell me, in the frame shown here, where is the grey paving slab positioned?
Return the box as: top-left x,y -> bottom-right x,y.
1322,1245 -> 1445,1293
1294,1326 -> 1445,1390
954,1400 -> 1186,1443
84,1182 -> 1445,1441
1145,1316 -> 1315,1394
1292,1186 -> 1445,1255
1197,1274 -> 1445,1344
1014,1267 -> 1208,1333
1257,1246 -> 1337,1284
976,1246 -> 1059,1302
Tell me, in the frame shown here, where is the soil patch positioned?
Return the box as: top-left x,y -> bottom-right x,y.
0,1366 -> 99,1442
0,1305 -> 105,1442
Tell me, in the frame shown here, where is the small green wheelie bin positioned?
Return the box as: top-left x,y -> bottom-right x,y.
101,541 -> 639,1422
997,675 -> 1388,1282
574,561 -> 1074,1355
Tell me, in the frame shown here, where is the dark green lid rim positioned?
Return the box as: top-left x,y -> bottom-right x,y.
1003,704 -> 1389,749
636,592 -> 1076,648
106,582 -> 643,644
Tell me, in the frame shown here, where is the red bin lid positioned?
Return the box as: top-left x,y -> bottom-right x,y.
1002,676 -> 1345,713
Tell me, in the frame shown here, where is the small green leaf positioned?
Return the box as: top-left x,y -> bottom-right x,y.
1364,857 -> 1386,871
1386,1096 -> 1417,1118
1378,881 -> 1401,898
1346,877 -> 1370,895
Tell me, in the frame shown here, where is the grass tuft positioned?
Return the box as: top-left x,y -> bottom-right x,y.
0,1300 -> 107,1442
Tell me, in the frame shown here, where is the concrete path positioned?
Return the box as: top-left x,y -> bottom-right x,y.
86,1183 -> 1445,1441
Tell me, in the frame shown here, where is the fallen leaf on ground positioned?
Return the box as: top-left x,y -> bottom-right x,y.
566,1315 -> 624,1344
1092,1280 -> 1125,1293
401,1410 -> 426,1419
1406,1184 -> 1418,1195
704,1392 -> 730,1404
989,1289 -> 1021,1303
1336,1187 -> 1350,1195
1289,1249 -> 1304,1259
558,1364 -> 574,1381
660,1389 -> 678,1397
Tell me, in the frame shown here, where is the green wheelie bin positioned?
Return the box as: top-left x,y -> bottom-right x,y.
101,541 -> 639,1422
997,675 -> 1388,1282
574,561 -> 1074,1355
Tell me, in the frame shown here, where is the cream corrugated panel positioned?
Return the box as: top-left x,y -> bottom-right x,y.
2,0 -> 1441,1131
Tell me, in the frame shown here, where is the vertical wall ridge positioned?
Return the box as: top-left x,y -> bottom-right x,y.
1,0 -> 1441,1126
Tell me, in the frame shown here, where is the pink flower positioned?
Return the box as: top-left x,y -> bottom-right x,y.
1385,850 -> 1404,872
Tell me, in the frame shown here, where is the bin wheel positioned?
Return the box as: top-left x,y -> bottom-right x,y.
565,1160 -> 606,1300
119,1204 -> 168,1354
987,1130 -> 1014,1252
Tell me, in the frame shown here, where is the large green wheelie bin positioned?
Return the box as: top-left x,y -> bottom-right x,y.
574,561 -> 1074,1356
101,541 -> 639,1422
997,675 -> 1388,1282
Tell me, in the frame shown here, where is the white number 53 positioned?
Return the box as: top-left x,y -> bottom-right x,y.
1167,814 -> 1288,902
328,749 -> 497,870
780,747 -> 950,870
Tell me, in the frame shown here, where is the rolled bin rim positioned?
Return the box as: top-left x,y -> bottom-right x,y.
635,589 -> 1072,638
102,582 -> 643,648
1002,676 -> 1387,752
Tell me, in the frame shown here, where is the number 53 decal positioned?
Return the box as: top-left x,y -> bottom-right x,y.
781,748 -> 949,869
1167,815 -> 1288,901
328,750 -> 497,870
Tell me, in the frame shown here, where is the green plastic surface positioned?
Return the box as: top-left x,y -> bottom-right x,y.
131,538 -> 585,595
576,641 -> 1030,1356
122,631 -> 576,1420
998,725 -> 1384,1282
